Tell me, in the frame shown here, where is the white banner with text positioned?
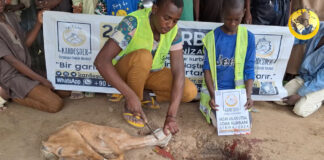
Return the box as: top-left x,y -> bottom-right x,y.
43,11 -> 294,101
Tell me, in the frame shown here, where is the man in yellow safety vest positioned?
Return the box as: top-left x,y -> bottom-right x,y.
95,0 -> 197,135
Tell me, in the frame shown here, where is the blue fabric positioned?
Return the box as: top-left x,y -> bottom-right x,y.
301,25 -> 314,35
297,22 -> 324,96
203,27 -> 256,90
105,0 -> 139,16
294,24 -> 314,45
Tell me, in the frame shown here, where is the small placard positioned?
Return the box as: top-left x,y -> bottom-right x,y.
215,89 -> 251,136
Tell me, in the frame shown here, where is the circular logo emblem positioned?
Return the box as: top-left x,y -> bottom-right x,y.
288,9 -> 320,40
63,28 -> 86,47
256,37 -> 274,58
225,95 -> 238,107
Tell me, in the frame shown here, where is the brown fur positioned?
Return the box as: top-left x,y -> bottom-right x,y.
41,121 -> 171,160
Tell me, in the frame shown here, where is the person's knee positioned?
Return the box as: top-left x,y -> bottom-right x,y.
47,98 -> 64,113
131,49 -> 153,67
293,106 -> 310,117
182,80 -> 198,102
292,95 -> 323,117
293,103 -> 321,118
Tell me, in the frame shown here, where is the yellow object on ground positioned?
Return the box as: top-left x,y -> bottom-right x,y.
142,97 -> 160,109
108,94 -> 124,102
123,112 -> 145,128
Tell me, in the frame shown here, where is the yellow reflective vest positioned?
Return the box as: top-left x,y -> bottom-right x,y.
112,8 -> 178,71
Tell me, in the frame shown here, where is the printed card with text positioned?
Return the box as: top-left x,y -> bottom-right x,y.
215,89 -> 251,136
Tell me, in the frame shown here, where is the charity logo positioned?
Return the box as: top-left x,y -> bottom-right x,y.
225,95 -> 238,107
63,26 -> 87,47
288,9 -> 320,40
256,37 -> 274,58
57,21 -> 91,53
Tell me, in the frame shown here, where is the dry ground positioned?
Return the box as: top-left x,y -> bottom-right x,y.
0,94 -> 324,160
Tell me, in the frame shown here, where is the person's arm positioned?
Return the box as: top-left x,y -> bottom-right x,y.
94,39 -> 147,121
193,0 -> 199,21
25,11 -> 44,47
163,49 -> 185,135
243,32 -> 256,109
244,79 -> 253,109
284,37 -> 324,105
204,70 -> 214,100
94,15 -> 146,120
299,69 -> 324,96
202,48 -> 218,110
244,0 -> 252,24
3,55 -> 53,89
204,70 -> 219,111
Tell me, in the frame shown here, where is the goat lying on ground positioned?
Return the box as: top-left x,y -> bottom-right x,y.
41,121 -> 172,160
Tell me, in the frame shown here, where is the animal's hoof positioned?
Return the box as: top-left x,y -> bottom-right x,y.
153,128 -> 172,148
41,144 -> 59,160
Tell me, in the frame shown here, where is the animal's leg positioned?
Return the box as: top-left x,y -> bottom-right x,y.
116,129 -> 172,151
111,154 -> 124,160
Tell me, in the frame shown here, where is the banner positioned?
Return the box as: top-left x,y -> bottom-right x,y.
43,11 -> 295,101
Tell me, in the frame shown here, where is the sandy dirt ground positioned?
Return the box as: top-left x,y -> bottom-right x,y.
0,94 -> 324,160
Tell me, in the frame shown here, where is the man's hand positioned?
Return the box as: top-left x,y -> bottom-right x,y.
37,10 -> 45,24
283,94 -> 301,105
163,116 -> 179,135
244,10 -> 252,24
162,49 -> 184,135
125,95 -> 147,122
244,98 -> 253,110
209,98 -> 219,111
72,3 -> 82,13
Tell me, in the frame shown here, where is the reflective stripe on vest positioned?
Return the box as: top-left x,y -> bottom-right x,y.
199,26 -> 248,124
112,8 -> 178,71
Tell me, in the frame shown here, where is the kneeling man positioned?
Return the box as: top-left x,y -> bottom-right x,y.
276,23 -> 324,117
95,0 -> 197,135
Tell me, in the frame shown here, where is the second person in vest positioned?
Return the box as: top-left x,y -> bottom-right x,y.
95,0 -> 197,135
200,0 -> 256,124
